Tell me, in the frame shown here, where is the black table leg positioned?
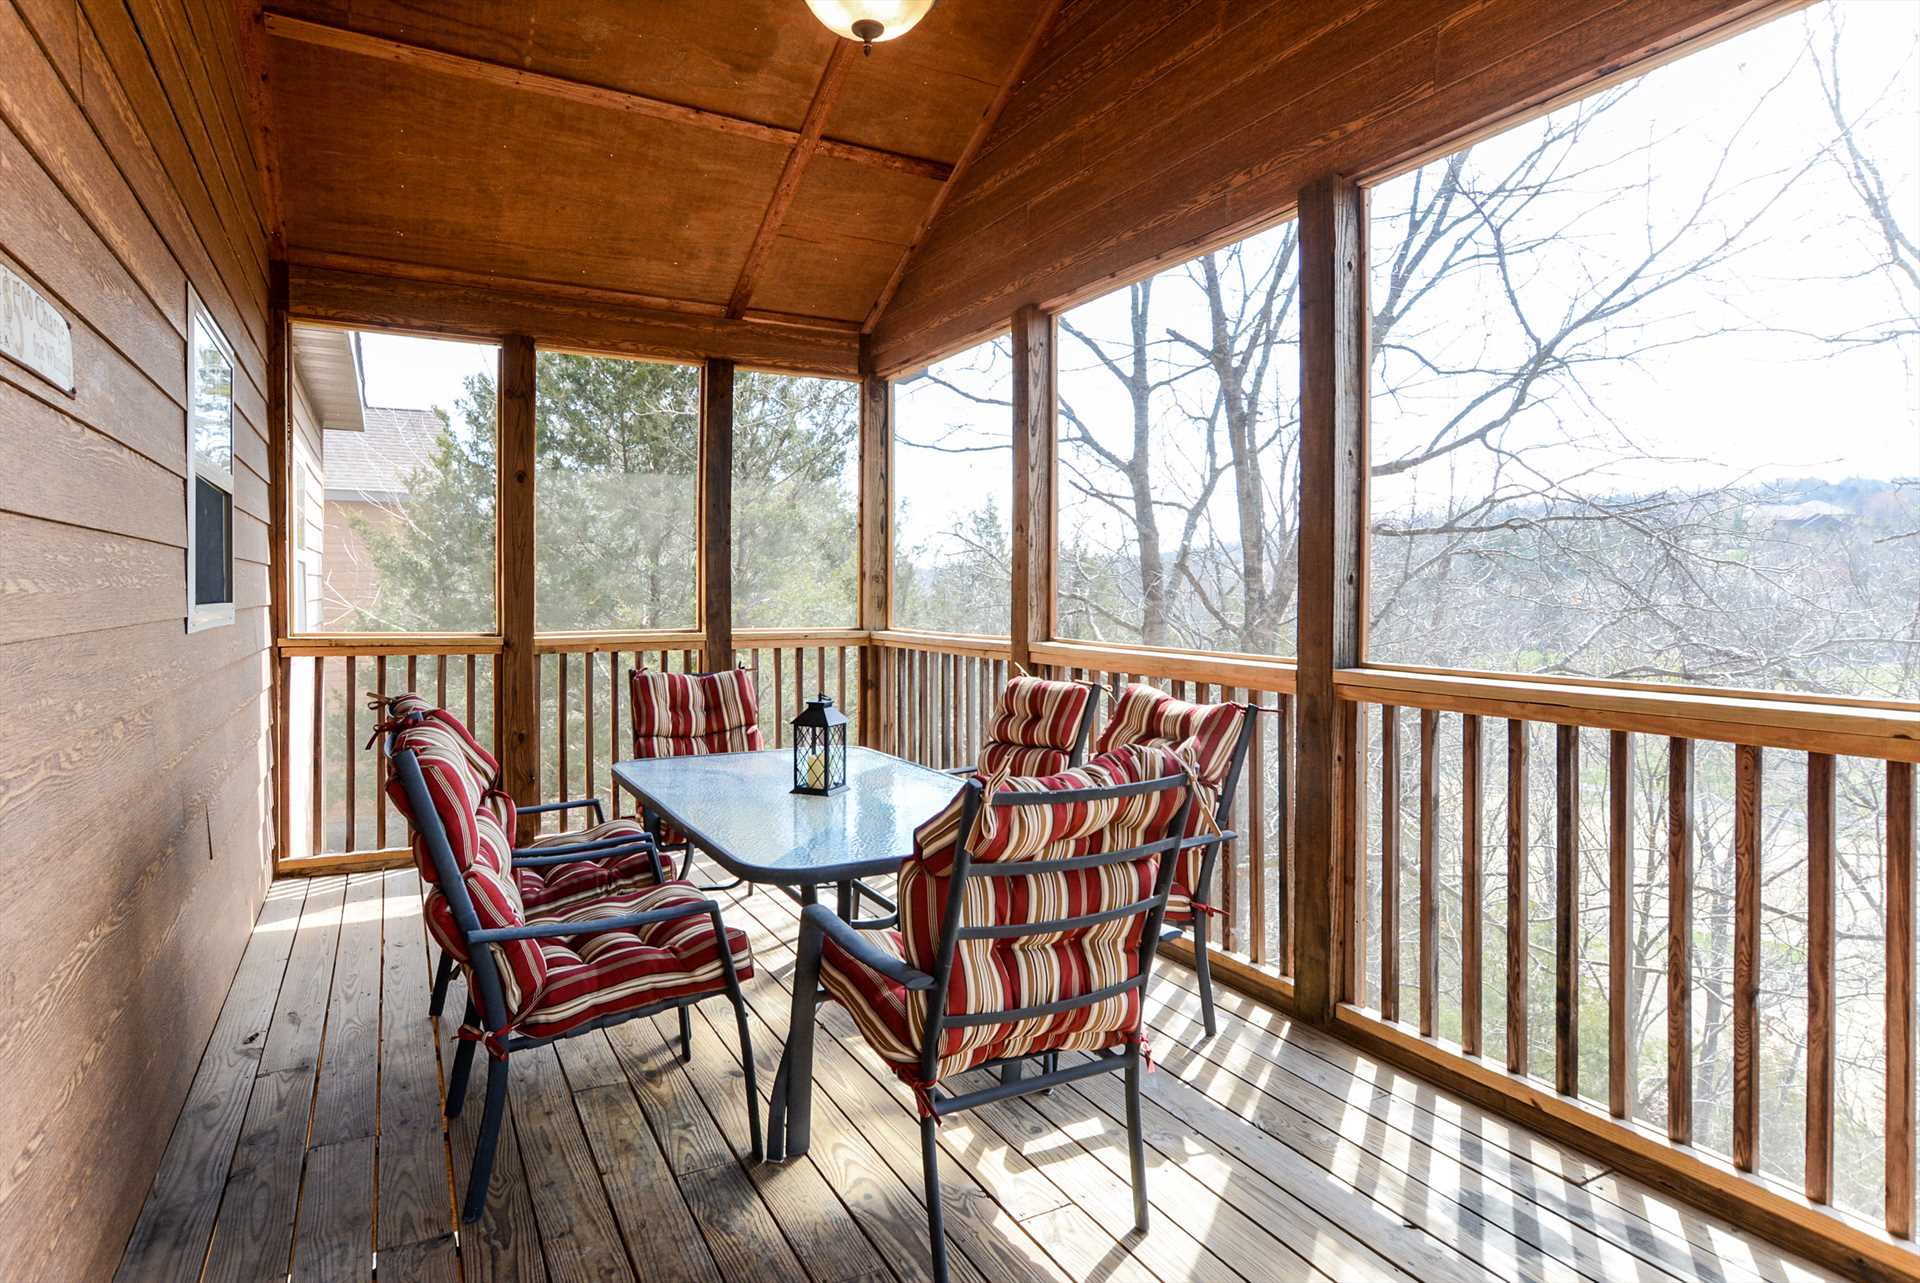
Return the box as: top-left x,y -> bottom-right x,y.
836,880 -> 854,920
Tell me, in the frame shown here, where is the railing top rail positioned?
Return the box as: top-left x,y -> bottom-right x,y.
277,633 -> 504,656
1033,640 -> 1298,692
1337,667 -> 1920,762
869,629 -> 1011,659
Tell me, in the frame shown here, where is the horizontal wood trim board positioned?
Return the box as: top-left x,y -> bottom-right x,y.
283,248 -> 864,337
273,849 -> 412,877
1330,1005 -> 1918,1283
277,635 -> 505,657
1335,670 -> 1920,761
260,11 -> 954,183
287,264 -> 859,377
868,630 -> 1012,659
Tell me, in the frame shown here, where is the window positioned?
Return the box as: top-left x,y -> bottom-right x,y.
306,330 -> 499,632
185,290 -> 235,632
1360,1 -> 1920,1213
1054,219 -> 1301,654
1365,3 -> 1920,703
535,352 -> 699,630
731,371 -> 859,629
892,335 -> 1013,634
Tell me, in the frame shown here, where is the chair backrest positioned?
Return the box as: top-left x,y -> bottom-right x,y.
896,744 -> 1191,1083
382,704 -> 547,1031
975,675 -> 1099,776
629,667 -> 765,758
1094,683 -> 1256,831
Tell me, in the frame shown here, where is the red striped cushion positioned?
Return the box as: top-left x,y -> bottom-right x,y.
385,714 -> 509,884
1094,685 -> 1248,904
819,744 -> 1187,1083
975,677 -> 1089,774
516,819 -> 665,913
514,882 -> 753,1041
629,668 -> 765,758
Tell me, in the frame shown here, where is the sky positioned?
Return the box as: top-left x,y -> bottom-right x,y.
346,0 -> 1918,559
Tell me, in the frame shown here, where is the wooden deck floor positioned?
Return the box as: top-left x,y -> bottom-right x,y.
114,866 -> 1845,1283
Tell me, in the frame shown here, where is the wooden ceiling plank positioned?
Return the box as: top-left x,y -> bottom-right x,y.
862,0 -> 1067,336
727,40 -> 857,318
261,11 -> 953,182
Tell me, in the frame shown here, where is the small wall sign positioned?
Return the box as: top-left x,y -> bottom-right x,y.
0,263 -> 75,393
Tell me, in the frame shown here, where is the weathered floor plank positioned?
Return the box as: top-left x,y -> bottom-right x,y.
113,875 -> 1849,1283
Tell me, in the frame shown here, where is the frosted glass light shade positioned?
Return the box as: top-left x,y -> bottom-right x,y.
805,1 -> 936,47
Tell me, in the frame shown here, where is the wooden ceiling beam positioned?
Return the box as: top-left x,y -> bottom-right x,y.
233,1 -> 286,253
262,11 -> 953,182
727,41 -> 856,318
862,0 -> 1066,337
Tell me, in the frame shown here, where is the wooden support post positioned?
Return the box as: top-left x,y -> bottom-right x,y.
700,357 -> 736,673
268,258 -> 291,866
857,363 -> 892,748
1009,304 -> 1054,676
1295,175 -> 1367,1023
499,335 -> 538,842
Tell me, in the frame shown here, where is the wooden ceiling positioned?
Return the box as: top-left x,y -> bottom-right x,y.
263,0 -> 1059,342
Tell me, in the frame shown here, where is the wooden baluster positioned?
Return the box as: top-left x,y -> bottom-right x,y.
1668,736 -> 1694,1145
584,651 -> 596,818
1419,709 -> 1439,1038
1508,720 -> 1529,1077
311,657 -> 325,857
837,645 -> 847,711
774,648 -> 784,747
1806,751 -> 1835,1203
557,652 -> 570,830
610,651 -> 622,789
1350,699 -> 1368,1003
1555,723 -> 1579,1097
345,658 -> 358,854
1609,730 -> 1634,1119
941,652 -> 954,768
794,646 -> 806,734
1249,693 -> 1268,967
919,650 -> 932,765
1280,693 -> 1295,977
1461,714 -> 1483,1056
1380,704 -> 1400,1024
1733,744 -> 1762,1170
435,652 -> 447,710
375,655 -> 389,848
1889,759 -> 1915,1239
465,654 -> 476,730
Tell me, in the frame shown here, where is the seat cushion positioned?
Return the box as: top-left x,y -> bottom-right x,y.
974,676 -> 1091,776
817,744 -> 1188,1085
513,882 -> 753,1042
1094,685 -> 1249,913
516,818 -> 666,915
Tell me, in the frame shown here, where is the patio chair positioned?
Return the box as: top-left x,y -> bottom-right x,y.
945,672 -> 1099,777
769,744 -> 1193,1283
629,666 -> 765,880
1094,684 -> 1257,1039
382,703 -> 761,1221
373,694 -> 675,1022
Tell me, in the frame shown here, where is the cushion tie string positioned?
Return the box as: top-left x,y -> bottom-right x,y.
968,758 -> 1018,849
909,1079 -> 941,1122
1130,1033 -> 1155,1074
456,1023 -> 511,1062
1169,745 -> 1222,838
364,699 -> 424,749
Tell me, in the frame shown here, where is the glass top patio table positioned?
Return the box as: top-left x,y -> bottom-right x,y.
611,748 -> 963,889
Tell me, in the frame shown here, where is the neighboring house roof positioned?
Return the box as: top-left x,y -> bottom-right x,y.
291,324 -> 366,432
1756,499 -> 1853,528
322,406 -> 446,502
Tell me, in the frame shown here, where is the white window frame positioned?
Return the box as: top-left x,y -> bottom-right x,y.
185,284 -> 237,633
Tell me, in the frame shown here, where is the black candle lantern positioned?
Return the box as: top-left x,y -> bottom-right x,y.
791,693 -> 849,795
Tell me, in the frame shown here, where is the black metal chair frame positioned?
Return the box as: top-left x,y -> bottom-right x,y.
768,771 -> 1192,1283
1155,705 -> 1260,1039
387,730 -> 762,1223
944,677 -> 1104,777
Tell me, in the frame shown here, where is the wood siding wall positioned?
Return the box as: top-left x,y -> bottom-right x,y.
866,0 -> 1794,374
0,1 -> 274,1279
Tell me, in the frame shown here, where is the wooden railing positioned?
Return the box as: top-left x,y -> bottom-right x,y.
868,631 -> 1012,771
1330,666 -> 1920,1250
279,635 -> 503,866
735,629 -> 868,752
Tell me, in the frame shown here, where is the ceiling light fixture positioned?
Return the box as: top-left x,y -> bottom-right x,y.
805,1 -> 937,56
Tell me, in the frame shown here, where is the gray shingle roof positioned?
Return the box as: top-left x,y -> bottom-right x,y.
322,406 -> 445,501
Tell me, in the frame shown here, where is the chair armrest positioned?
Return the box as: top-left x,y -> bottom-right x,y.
511,835 -> 666,885
799,903 -> 934,991
469,898 -> 713,944
512,833 -> 656,860
519,796 -> 607,825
